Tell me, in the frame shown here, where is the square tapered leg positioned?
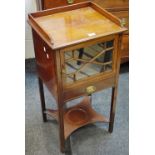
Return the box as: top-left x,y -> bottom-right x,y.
109,87 -> 118,133
38,77 -> 47,122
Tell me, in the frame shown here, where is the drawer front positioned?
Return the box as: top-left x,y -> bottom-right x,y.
93,0 -> 129,10
63,76 -> 115,101
121,34 -> 129,58
43,0 -> 87,9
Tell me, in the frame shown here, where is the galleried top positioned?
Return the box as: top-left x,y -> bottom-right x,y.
28,2 -> 127,49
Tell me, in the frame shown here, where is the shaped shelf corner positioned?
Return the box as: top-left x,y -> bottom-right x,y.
45,96 -> 109,139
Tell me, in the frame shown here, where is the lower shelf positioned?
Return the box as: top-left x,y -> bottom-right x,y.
45,96 -> 109,139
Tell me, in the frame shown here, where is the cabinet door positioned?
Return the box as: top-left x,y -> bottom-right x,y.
61,38 -> 117,85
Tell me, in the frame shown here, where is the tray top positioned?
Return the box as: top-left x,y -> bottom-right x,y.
29,3 -> 126,49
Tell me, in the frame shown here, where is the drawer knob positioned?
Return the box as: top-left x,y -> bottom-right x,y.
120,18 -> 126,27
67,0 -> 74,4
86,86 -> 96,95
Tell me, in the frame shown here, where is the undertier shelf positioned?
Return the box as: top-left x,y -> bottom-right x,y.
45,96 -> 109,139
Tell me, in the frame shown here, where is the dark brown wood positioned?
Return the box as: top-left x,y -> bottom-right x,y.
58,99 -> 65,153
55,51 -> 66,152
93,0 -> 128,11
31,1 -> 90,17
32,29 -> 58,100
28,2 -> 126,152
109,87 -> 117,132
38,77 -> 47,122
93,0 -> 129,63
63,76 -> 115,102
121,34 -> 129,62
41,0 -> 89,10
38,0 -> 129,63
28,2 -> 127,50
46,96 -> 109,139
109,34 -> 122,132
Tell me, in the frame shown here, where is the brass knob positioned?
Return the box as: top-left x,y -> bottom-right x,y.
86,86 -> 96,95
67,0 -> 74,4
120,18 -> 126,27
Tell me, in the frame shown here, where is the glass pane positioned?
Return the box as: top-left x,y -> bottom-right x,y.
63,40 -> 114,84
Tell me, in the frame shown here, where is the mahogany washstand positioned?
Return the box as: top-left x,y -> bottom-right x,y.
28,1 -> 127,152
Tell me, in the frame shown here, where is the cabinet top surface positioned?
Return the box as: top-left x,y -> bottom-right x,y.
29,3 -> 126,49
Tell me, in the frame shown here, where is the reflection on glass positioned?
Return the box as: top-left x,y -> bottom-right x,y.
63,40 -> 114,83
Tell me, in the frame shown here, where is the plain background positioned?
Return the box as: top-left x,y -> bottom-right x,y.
25,0 -> 37,59
0,0 -> 155,155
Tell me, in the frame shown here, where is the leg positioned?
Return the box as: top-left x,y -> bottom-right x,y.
109,86 -> 118,133
55,51 -> 66,152
58,103 -> 65,153
38,77 -> 47,122
77,48 -> 84,65
65,102 -> 72,154
66,137 -> 72,154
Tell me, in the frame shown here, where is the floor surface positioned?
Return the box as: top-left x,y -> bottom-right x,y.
25,59 -> 129,155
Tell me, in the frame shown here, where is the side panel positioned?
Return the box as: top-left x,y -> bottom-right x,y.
32,29 -> 57,100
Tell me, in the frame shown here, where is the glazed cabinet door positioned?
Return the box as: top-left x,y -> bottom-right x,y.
60,37 -> 118,86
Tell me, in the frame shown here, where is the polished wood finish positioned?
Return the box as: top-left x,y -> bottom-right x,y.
55,50 -> 66,152
109,34 -> 122,132
93,0 -> 128,11
28,2 -> 126,152
109,87 -> 117,132
46,96 -> 109,139
110,11 -> 129,31
29,2 -> 126,50
38,0 -> 129,63
38,77 -> 47,122
32,29 -> 58,100
121,34 -> 129,61
34,7 -> 123,49
93,0 -> 129,63
40,0 -> 129,11
42,0 -> 88,10
63,76 -> 115,102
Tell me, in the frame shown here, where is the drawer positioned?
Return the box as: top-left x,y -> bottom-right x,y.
121,34 -> 129,58
93,0 -> 129,11
63,76 -> 115,101
43,0 -> 87,9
